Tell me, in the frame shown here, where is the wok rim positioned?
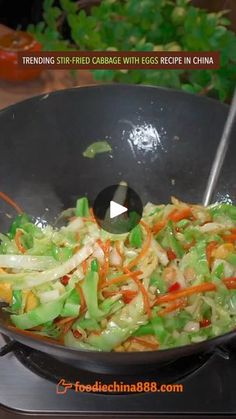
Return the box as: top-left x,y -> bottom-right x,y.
0,82 -> 229,116
0,321 -> 235,360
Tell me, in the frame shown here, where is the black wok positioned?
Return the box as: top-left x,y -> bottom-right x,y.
0,84 -> 236,374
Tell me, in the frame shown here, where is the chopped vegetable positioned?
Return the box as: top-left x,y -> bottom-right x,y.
129,224 -> 143,248
126,221 -> 151,269
0,191 -> 23,214
11,295 -> 67,329
83,141 -> 112,159
11,290 -> 22,314
61,289 -> 81,317
81,264 -> 104,319
75,197 -> 89,217
15,230 -> 26,254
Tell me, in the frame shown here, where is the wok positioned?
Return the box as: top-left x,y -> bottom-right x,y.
0,84 -> 236,374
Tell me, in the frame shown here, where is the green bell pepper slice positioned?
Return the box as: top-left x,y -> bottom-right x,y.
133,322 -> 153,336
150,272 -> 167,294
8,214 -> 31,239
61,288 -> 81,317
81,266 -> 104,319
129,224 -> 143,248
11,290 -> 22,314
176,219 -> 190,229
52,244 -> 73,262
75,197 -> 89,217
165,220 -> 184,258
11,295 -> 66,330
151,316 -> 167,344
91,258 -> 99,272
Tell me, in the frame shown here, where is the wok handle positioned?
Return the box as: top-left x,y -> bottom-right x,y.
0,338 -> 17,356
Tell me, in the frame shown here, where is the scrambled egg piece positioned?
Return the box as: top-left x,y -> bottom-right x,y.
24,291 -> 38,312
0,283 -> 12,304
0,269 -> 12,304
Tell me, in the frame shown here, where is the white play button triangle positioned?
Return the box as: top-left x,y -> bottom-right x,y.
110,200 -> 127,219
93,185 -> 143,233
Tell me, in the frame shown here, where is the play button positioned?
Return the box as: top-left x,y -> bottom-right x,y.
93,184 -> 143,234
110,201 -> 127,219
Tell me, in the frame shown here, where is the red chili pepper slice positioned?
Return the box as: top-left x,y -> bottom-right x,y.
167,249 -> 177,261
73,330 -> 82,339
200,319 -> 211,328
168,282 -> 181,293
60,275 -> 70,286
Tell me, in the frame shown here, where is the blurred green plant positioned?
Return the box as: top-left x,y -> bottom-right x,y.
28,0 -> 236,101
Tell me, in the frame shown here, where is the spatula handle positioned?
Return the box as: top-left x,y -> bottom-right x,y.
203,88 -> 236,206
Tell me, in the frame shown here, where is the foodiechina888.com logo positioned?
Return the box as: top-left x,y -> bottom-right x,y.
56,378 -> 184,394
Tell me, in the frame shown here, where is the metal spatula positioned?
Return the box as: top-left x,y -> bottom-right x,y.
203,88 -> 236,206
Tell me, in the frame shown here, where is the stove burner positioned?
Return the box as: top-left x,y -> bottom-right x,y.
7,340 -> 213,393
1,335 -> 236,415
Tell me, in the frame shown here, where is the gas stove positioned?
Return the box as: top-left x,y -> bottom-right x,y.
1,333 -> 236,418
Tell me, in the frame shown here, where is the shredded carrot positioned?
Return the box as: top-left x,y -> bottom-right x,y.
102,239 -> 110,278
102,289 -> 138,303
168,207 -> 193,223
126,220 -> 152,270
15,230 -> 26,254
73,232 -> 81,253
89,207 -> 95,218
63,319 -> 77,335
122,290 -> 138,304
55,316 -> 77,334
102,290 -> 120,298
129,273 -> 152,319
154,282 -> 216,305
100,270 -> 143,288
222,233 -> 236,243
152,207 -> 193,234
129,336 -> 159,349
55,316 -> 76,326
0,191 -> 23,214
206,241 -> 218,266
82,216 -> 96,223
82,260 -> 87,275
76,283 -> 87,314
158,299 -> 187,317
115,241 -> 124,260
123,267 -> 151,319
152,219 -> 166,234
97,239 -> 110,286
155,277 -> 236,306
81,207 -> 96,223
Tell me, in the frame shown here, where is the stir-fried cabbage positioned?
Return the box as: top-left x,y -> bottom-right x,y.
0,195 -> 236,352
